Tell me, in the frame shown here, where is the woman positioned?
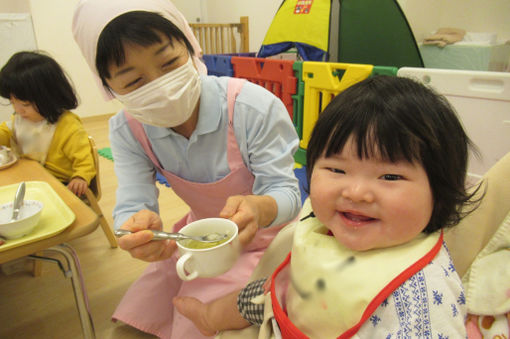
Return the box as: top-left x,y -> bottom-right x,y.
72,0 -> 301,338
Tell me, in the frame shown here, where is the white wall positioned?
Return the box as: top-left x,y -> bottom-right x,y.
26,0 -> 281,120
0,0 -> 36,121
204,0 -> 281,53
0,0 -> 30,12
203,0 -> 510,55
0,0 -> 123,120
439,0 -> 510,41
1,0 -> 508,119
399,0 -> 510,42
171,0 -> 277,52
397,0 -> 442,42
171,0 -> 203,23
29,0 -> 123,119
399,0 -> 510,72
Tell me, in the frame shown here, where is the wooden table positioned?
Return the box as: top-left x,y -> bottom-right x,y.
0,158 -> 99,338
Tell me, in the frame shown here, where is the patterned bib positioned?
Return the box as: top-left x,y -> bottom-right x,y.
284,200 -> 441,338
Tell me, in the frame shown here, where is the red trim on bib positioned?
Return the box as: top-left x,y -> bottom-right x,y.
271,231 -> 444,339
271,252 -> 310,339
340,230 -> 444,338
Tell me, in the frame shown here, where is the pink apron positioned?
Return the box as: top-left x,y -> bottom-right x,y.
112,78 -> 285,338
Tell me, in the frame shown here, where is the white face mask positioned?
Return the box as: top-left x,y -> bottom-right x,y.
114,57 -> 201,127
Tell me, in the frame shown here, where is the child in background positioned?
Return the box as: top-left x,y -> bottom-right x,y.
0,51 -> 95,196
174,75 -> 483,338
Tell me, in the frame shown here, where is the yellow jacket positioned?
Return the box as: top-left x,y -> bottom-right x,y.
0,111 -> 96,185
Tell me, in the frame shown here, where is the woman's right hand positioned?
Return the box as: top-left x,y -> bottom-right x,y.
117,209 -> 177,262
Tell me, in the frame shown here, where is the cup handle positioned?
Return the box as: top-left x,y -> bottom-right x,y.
176,252 -> 199,281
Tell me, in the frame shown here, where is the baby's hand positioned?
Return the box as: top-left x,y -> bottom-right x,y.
67,177 -> 88,196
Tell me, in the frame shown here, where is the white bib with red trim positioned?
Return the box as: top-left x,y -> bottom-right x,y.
285,200 -> 440,339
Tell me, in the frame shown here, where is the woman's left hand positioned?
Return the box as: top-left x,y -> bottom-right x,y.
68,177 -> 88,196
219,195 -> 277,247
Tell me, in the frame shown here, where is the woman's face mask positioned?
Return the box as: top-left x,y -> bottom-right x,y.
114,57 -> 201,128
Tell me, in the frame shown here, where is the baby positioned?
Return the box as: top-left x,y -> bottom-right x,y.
174,75 -> 482,338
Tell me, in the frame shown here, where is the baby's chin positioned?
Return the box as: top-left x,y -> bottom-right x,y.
341,241 -> 377,252
329,229 -> 381,252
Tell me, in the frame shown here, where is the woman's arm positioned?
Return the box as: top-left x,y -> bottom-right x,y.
109,112 -> 161,228
234,82 -> 302,227
110,113 -> 178,262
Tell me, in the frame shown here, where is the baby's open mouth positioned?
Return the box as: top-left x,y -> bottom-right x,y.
342,212 -> 376,222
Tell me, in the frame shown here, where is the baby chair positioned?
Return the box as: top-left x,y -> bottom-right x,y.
444,152 -> 510,338
84,135 -> 117,248
217,153 -> 510,339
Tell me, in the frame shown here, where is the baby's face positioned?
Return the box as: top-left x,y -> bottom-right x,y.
10,96 -> 44,122
105,31 -> 190,95
310,137 -> 433,251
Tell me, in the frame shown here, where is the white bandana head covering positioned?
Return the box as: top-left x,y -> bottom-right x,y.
72,0 -> 207,100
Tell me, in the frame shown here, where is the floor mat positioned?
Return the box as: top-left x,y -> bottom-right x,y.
98,147 -> 170,187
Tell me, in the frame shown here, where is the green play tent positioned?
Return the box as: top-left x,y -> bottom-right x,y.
258,0 -> 424,67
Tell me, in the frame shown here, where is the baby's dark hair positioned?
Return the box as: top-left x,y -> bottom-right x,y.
0,51 -> 78,124
306,75 -> 481,234
96,11 -> 195,87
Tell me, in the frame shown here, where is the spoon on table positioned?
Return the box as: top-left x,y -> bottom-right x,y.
10,182 -> 26,222
114,229 -> 228,243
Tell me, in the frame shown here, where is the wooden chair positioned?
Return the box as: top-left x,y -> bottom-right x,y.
190,16 -> 249,54
31,136 -> 117,276
84,136 -> 117,248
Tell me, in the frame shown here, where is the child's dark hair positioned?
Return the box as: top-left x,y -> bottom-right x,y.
0,51 -> 78,124
96,11 -> 195,87
306,75 -> 482,234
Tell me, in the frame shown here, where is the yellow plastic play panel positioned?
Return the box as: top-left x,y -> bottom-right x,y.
300,62 -> 373,149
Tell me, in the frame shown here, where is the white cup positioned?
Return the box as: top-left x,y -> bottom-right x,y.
176,218 -> 240,281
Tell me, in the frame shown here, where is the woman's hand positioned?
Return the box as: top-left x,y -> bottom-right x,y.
219,195 -> 277,247
68,177 -> 88,196
117,209 -> 177,262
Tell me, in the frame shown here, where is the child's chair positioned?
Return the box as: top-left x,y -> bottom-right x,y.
218,154 -> 510,339
84,135 -> 117,248
444,152 -> 510,338
31,136 -> 118,277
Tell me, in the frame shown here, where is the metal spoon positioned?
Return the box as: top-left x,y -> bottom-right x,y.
114,229 -> 229,243
10,182 -> 26,222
